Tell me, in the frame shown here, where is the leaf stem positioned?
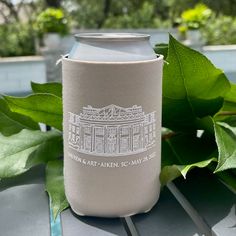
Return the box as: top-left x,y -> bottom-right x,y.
162,132 -> 176,140
217,111 -> 236,116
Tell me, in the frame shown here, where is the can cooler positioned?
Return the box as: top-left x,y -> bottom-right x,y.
62,33 -> 163,217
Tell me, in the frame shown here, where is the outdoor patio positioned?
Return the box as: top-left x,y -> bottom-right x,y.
0,1 -> 236,236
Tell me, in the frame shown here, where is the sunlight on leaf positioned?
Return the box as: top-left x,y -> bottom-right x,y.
46,160 -> 69,220
161,132 -> 217,185
160,158 -> 217,185
0,98 -> 39,136
4,94 -> 62,130
31,82 -> 62,98
0,129 -> 61,178
214,121 -> 236,172
26,135 -> 63,169
219,82 -> 236,113
162,35 -> 230,131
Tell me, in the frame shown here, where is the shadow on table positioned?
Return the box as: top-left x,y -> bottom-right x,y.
0,165 -> 45,192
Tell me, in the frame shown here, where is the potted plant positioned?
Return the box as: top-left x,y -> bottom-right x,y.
0,23 -> 46,95
177,4 -> 212,45
35,8 -> 70,49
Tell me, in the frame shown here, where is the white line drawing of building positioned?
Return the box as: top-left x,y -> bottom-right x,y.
68,104 -> 156,156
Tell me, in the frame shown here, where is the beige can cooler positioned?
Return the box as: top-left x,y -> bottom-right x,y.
62,33 -> 163,217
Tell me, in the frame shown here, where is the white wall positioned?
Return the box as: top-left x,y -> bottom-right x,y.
0,56 -> 46,95
203,45 -> 236,83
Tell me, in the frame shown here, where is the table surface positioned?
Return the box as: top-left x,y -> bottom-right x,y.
0,166 -> 235,236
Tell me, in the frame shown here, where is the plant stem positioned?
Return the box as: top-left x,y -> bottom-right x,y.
218,111 -> 236,116
162,132 -> 176,140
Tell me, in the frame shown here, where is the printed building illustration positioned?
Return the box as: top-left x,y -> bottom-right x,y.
68,104 -> 156,156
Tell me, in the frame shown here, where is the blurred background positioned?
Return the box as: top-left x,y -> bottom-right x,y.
0,0 -> 236,95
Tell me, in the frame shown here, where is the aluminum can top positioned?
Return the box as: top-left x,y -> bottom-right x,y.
68,33 -> 157,62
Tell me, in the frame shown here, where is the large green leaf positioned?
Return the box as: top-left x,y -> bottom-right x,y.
214,121 -> 236,172
31,82 -> 62,98
0,99 -> 39,136
26,135 -> 63,168
46,160 -> 69,220
160,158 -> 216,186
0,129 -> 61,178
215,83 -> 236,125
4,94 -> 62,130
217,83 -> 236,116
160,132 -> 217,185
162,35 -> 230,131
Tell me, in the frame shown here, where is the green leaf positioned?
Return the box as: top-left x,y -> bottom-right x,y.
214,170 -> 236,193
219,83 -> 236,113
0,98 -> 39,136
219,116 -> 236,127
215,83 -> 236,123
4,94 -> 62,130
154,43 -> 168,59
0,129 -> 61,178
26,135 -> 63,168
162,35 -> 230,131
161,132 -> 217,185
31,82 -> 62,98
160,158 -> 216,186
223,83 -> 236,107
46,160 -> 69,220
214,121 -> 236,172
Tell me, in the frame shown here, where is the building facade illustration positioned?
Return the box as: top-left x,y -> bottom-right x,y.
68,104 -> 156,156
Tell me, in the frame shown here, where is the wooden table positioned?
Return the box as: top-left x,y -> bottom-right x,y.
0,166 -> 235,236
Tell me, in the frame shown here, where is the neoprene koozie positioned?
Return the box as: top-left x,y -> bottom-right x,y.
62,33 -> 163,217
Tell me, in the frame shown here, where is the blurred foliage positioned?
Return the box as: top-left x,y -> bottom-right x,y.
1,0 -> 236,57
201,14 -> 236,45
35,8 -> 70,36
203,0 -> 236,17
164,0 -> 236,21
179,4 -> 212,30
66,0 -> 236,33
63,0 -> 104,29
67,0 -> 171,29
175,3 -> 212,40
0,23 -> 36,57
103,1 -> 171,29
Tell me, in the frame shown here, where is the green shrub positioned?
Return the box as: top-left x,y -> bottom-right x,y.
176,3 -> 212,34
0,24 -> 36,57
201,14 -> 236,45
180,3 -> 212,30
35,8 -> 70,36
103,1 -> 171,29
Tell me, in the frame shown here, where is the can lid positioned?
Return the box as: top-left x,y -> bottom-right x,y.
75,33 -> 150,42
